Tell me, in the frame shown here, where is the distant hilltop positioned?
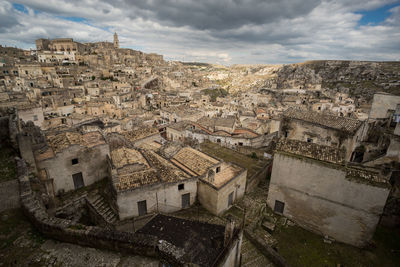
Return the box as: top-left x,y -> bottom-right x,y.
36,32 -> 121,52
204,60 -> 400,99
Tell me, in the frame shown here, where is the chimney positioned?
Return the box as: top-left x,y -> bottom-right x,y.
207,169 -> 215,183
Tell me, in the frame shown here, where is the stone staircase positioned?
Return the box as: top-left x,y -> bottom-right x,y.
87,194 -> 118,226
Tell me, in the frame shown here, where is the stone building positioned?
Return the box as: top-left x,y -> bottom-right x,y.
280,107 -> 364,161
17,105 -> 44,128
136,214 -> 243,267
108,147 -> 197,220
113,32 -> 119,49
34,130 -> 110,196
369,92 -> 400,120
362,93 -> 400,168
160,106 -> 204,123
171,147 -> 247,215
267,139 -> 391,247
36,38 -> 88,54
165,120 -> 273,149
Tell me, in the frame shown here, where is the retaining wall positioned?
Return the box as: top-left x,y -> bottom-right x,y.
16,157 -> 191,267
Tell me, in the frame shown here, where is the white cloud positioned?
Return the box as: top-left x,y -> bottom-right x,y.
1,0 -> 399,64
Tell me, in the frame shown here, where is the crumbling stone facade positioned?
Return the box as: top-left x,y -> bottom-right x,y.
267,139 -> 391,247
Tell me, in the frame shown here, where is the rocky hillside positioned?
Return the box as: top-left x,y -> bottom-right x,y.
301,61 -> 400,99
206,61 -> 400,100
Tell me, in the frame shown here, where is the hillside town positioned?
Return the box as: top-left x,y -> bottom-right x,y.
0,34 -> 400,266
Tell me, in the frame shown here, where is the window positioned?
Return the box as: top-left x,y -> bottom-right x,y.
71,158 -> 79,165
307,138 -> 313,143
274,200 -> 285,214
238,142 -> 243,146
178,183 -> 184,190
33,115 -> 38,121
284,131 -> 289,138
228,192 -> 234,207
217,139 -> 221,143
216,166 -> 221,173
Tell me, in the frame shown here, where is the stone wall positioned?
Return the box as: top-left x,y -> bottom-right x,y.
15,158 -> 193,267
369,93 -> 400,120
267,152 -> 390,247
0,179 -> 20,212
198,170 -> 247,215
36,143 -> 110,195
277,138 -> 345,163
244,229 -> 288,267
245,161 -> 272,193
116,178 -> 197,220
0,116 -> 9,142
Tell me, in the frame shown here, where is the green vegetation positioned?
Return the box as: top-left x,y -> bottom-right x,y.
0,209 -> 47,265
180,62 -> 212,67
200,88 -> 228,102
100,76 -> 118,81
0,143 -> 17,182
200,141 -> 268,177
57,177 -> 108,204
249,152 -> 258,159
322,80 -> 385,100
274,223 -> 400,267
68,224 -> 87,230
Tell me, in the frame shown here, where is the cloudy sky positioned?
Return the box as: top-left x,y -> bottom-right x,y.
1,0 -> 400,64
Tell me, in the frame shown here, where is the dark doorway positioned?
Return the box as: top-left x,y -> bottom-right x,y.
181,193 -> 190,209
274,200 -> 285,214
138,200 -> 147,216
228,192 -> 234,207
72,172 -> 84,189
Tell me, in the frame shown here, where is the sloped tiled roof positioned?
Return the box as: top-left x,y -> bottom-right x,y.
283,107 -> 362,134
46,131 -> 105,154
172,147 -> 219,176
110,147 -> 149,169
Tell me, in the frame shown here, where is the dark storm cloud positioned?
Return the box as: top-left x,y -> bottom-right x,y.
3,0 -> 400,63
0,2 -> 21,32
124,0 -> 322,30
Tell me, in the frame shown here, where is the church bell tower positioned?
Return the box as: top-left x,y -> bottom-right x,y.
113,32 -> 119,49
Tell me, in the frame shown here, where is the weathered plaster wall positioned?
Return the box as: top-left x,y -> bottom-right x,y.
198,170 -> 247,215
369,94 -> 400,120
216,171 -> 246,215
220,232 -> 242,267
198,180 -> 219,215
267,152 -> 390,247
285,120 -> 362,161
386,138 -> 400,160
117,178 -> 197,220
37,144 -> 109,194
18,107 -> 44,128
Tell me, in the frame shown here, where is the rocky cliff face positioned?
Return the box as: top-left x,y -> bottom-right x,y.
206,60 -> 400,100
300,61 -> 400,99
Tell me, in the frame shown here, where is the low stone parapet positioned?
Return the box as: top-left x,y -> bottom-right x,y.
15,157 -> 192,267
